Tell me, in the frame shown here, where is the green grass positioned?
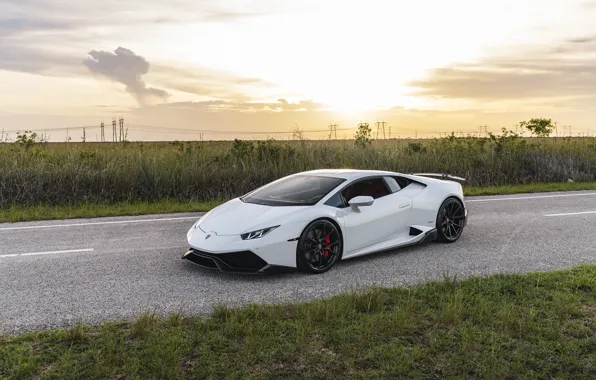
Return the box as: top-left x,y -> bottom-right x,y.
2,266 -> 595,379
1,181 -> 596,223
0,200 -> 222,223
463,180 -> 596,196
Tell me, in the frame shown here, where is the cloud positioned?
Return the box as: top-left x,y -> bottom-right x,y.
0,1 -> 267,78
566,35 -> 596,43
83,47 -> 170,105
147,64 -> 282,101
0,18 -> 69,37
143,99 -> 327,113
409,37 -> 596,103
1,0 -> 265,35
0,43 -> 84,76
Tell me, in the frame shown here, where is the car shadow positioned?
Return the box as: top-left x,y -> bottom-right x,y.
177,241 -> 433,282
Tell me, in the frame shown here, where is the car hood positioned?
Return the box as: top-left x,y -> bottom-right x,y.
198,198 -> 308,235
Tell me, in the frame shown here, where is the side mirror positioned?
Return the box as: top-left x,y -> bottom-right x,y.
348,196 -> 374,210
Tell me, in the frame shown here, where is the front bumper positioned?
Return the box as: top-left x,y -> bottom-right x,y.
184,222 -> 304,273
182,248 -> 294,274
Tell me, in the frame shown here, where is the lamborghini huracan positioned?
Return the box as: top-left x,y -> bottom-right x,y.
183,169 -> 468,274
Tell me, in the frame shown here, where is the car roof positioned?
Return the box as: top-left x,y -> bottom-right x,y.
297,169 -> 401,180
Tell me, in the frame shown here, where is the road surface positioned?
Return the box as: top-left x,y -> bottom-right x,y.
2,191 -> 596,335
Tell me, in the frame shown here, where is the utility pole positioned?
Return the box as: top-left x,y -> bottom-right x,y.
112,118 -> 117,142
118,117 -> 124,142
375,121 -> 387,139
328,124 -> 338,139
100,122 -> 105,142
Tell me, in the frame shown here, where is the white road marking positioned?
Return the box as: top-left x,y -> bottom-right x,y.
0,216 -> 200,232
544,211 -> 596,217
0,248 -> 94,258
466,192 -> 596,203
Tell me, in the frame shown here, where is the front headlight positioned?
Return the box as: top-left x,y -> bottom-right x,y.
240,226 -> 280,240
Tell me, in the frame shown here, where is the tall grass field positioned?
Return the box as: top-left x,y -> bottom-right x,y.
2,133 -> 596,209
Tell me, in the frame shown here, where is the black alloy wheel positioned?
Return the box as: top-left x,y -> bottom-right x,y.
436,197 -> 465,243
297,219 -> 342,274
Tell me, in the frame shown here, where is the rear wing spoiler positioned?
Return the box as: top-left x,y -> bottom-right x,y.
412,173 -> 466,183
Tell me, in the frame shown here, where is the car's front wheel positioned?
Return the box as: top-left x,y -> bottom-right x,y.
296,219 -> 342,274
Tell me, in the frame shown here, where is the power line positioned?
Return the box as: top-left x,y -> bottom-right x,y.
1,122 -> 482,139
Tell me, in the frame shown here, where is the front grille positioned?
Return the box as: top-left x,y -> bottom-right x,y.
218,251 -> 267,270
188,249 -> 267,272
185,253 -> 218,268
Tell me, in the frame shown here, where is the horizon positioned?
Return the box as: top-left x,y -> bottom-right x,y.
2,0 -> 596,141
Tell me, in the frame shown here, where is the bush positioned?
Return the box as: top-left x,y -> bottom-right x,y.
1,134 -> 596,208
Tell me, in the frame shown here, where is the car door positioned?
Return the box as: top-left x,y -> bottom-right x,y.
337,176 -> 412,254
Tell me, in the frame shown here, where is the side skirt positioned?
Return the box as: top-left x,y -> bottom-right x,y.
341,228 -> 437,261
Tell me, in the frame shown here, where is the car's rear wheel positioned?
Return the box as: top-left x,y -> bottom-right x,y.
436,197 -> 465,243
296,219 -> 342,274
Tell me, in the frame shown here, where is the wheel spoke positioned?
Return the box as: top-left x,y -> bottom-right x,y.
450,224 -> 459,237
318,249 -> 323,267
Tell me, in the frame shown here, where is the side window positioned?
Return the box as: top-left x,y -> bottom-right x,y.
324,191 -> 346,208
341,177 -> 391,203
393,176 -> 411,189
383,176 -> 401,193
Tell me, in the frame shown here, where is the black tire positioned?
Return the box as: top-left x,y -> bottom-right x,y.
296,219 -> 343,274
436,197 -> 465,243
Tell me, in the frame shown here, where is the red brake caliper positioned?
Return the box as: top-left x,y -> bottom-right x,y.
324,235 -> 331,258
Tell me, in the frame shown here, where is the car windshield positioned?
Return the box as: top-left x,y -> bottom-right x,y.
241,175 -> 345,206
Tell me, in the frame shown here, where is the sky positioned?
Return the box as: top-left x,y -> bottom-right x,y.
1,0 -> 596,141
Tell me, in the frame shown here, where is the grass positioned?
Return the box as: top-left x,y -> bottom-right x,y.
1,265 -> 595,379
463,180 -> 596,196
0,199 -> 221,223
1,181 -> 596,223
2,133 -> 596,210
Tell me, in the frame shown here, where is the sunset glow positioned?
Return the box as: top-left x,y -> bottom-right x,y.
1,0 -> 596,140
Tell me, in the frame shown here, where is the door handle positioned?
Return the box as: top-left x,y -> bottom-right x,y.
399,202 -> 410,209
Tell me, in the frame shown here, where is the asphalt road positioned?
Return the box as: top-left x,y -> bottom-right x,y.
2,191 -> 596,335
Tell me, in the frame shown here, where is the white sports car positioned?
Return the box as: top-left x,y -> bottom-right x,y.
183,169 -> 468,274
